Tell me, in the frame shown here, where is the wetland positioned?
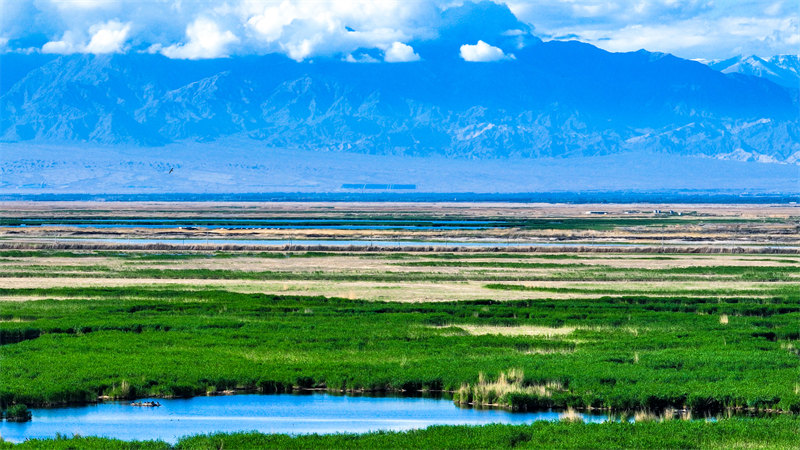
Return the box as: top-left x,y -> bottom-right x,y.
1,202 -> 798,448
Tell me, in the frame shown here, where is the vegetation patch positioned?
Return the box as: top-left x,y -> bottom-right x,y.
454,369 -> 566,410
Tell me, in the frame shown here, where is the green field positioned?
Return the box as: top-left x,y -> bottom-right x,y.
2,285 -> 799,412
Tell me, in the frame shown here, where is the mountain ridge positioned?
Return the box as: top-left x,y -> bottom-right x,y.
2,43 -> 798,164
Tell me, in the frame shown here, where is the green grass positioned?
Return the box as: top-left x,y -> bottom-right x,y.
3,264 -> 798,283
484,283 -> 800,298
1,287 -> 799,413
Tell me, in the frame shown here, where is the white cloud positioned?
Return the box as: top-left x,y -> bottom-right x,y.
6,1 -> 800,60
161,18 -> 239,59
284,38 -> 314,61
41,20 -> 130,54
384,41 -> 419,62
85,20 -> 130,53
42,30 -> 82,54
239,0 -> 431,61
245,1 -> 299,42
459,40 -> 510,62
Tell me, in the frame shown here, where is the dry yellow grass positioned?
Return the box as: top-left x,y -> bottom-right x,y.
1,274 -> 790,306
440,324 -> 575,337
455,369 -> 564,407
559,407 -> 584,422
523,348 -> 576,355
634,410 -> 659,422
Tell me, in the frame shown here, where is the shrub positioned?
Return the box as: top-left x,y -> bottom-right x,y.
5,403 -> 32,422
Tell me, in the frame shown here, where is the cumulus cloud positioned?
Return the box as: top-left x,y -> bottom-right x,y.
384,42 -> 420,62
42,19 -> 130,54
42,31 -> 82,54
85,20 -> 130,53
240,0 -> 434,61
245,1 -> 300,42
161,18 -> 239,59
459,40 -> 510,62
3,1 -> 800,60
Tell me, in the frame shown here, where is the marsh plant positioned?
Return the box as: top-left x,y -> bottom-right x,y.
454,369 -> 564,410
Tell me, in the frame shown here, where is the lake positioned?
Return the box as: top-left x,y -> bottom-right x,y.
0,393 -> 610,444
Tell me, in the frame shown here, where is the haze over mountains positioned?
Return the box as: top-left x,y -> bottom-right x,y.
1,2 -> 798,194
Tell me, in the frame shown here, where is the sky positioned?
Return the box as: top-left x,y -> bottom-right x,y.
0,0 -> 797,62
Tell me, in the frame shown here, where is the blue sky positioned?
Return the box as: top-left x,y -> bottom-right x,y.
1,1 -> 797,61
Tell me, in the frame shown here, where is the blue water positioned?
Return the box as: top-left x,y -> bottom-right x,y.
0,394 -> 610,444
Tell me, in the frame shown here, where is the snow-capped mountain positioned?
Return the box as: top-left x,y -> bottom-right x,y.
707,55 -> 800,89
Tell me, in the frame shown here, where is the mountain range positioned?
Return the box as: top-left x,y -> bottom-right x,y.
0,2 -> 798,194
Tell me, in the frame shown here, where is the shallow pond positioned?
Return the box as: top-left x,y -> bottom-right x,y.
0,394 -> 610,444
